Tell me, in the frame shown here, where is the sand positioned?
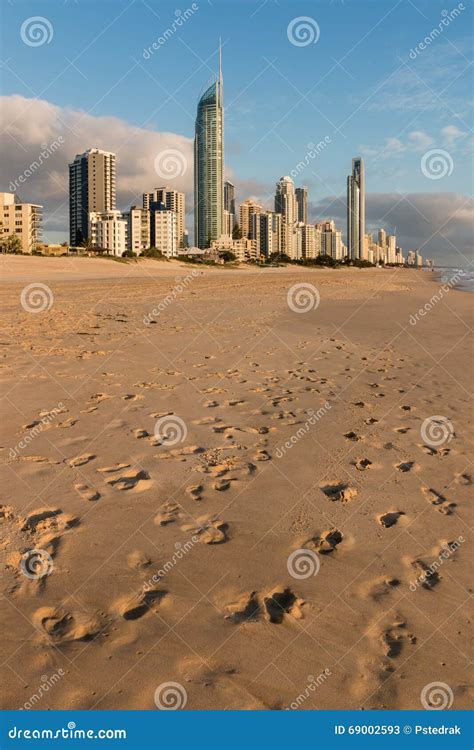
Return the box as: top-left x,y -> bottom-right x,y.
0,255 -> 472,710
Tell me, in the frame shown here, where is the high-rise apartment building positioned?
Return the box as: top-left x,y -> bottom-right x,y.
69,148 -> 116,246
0,192 -> 42,253
295,187 -> 308,224
224,180 -> 236,217
251,211 -> 282,258
347,157 -> 365,259
240,199 -> 263,238
128,206 -> 150,254
194,44 -> 224,248
144,187 -> 185,247
275,176 -> 298,256
301,223 -> 320,259
387,234 -> 397,264
152,208 -> 178,257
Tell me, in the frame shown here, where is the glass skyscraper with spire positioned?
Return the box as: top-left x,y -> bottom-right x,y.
194,45 -> 224,249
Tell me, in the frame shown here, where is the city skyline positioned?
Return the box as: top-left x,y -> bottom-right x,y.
0,0 -> 472,262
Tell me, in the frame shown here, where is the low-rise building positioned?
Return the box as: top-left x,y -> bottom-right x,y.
0,192 -> 42,253
210,234 -> 257,262
89,210 -> 128,256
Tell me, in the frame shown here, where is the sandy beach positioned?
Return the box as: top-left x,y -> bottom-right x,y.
0,256 -> 472,711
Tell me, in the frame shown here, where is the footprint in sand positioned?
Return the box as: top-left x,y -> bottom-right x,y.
74,483 -> 100,502
105,469 -> 150,491
378,511 -> 405,528
305,528 -> 343,554
353,458 -> 372,471
68,453 -> 96,467
133,428 -> 149,439
181,516 -> 229,544
263,588 -> 304,624
58,418 -> 78,429
380,619 -> 417,658
96,463 -> 130,473
224,591 -> 261,623
407,558 -> 441,589
359,577 -> 401,601
154,502 -> 181,526
320,482 -> 357,503
395,461 -> 415,473
344,431 -> 363,441
114,588 -> 166,620
419,444 -> 451,457
422,487 -> 456,515
186,484 -> 203,501
33,606 -> 101,644
127,550 -> 152,569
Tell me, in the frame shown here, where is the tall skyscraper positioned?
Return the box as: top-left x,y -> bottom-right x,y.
347,157 -> 365,260
194,43 -> 224,248
275,176 -> 298,256
69,148 -> 116,246
295,187 -> 308,224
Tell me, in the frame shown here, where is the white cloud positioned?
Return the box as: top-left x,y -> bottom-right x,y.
0,94 -> 195,240
408,130 -> 434,151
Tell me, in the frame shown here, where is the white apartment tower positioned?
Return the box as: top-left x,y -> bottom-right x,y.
69,148 -> 116,246
153,209 -> 178,257
275,176 -> 298,257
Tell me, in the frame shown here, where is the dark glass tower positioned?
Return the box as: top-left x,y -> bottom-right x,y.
194,44 -> 224,248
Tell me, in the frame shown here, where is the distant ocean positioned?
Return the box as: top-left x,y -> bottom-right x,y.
432,266 -> 474,292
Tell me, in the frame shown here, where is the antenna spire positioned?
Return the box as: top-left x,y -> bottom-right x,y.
219,38 -> 222,82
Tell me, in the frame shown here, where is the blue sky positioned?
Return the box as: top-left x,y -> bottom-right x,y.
1,0 -> 472,260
